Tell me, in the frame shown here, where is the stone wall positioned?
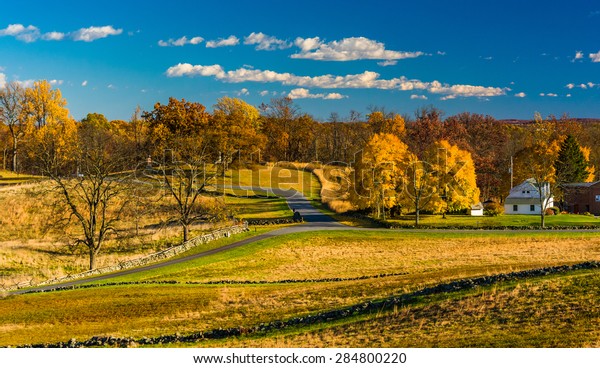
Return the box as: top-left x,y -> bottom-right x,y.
19,223 -> 249,290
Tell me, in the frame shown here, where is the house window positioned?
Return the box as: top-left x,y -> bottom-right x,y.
530,205 -> 535,212
595,195 -> 600,202
513,205 -> 518,212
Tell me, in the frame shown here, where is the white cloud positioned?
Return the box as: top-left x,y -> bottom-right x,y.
1,24 -> 121,43
540,93 -> 558,97
71,26 -> 122,42
575,51 -> 584,59
16,79 -> 35,88
515,92 -> 526,98
437,51 -> 446,56
158,35 -> 204,47
81,80 -> 88,87
291,36 -> 424,61
567,94 -> 572,97
410,94 -> 428,100
49,79 -> 63,86
590,51 -> 600,62
259,90 -> 269,96
0,24 -> 40,42
166,63 -> 506,99
206,35 -> 239,48
42,31 -> 65,41
0,73 -> 6,89
244,32 -> 291,51
287,88 -> 347,100
566,83 -> 575,89
440,95 -> 456,101
236,88 -> 249,96
377,60 -> 398,67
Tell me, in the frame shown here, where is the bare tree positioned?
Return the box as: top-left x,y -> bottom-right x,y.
144,153 -> 224,242
35,119 -> 131,270
0,82 -> 25,172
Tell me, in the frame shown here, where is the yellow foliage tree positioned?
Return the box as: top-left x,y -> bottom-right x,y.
350,133 -> 410,218
367,110 -> 406,138
428,140 -> 480,215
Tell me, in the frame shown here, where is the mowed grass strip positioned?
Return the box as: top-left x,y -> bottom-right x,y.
198,269 -> 600,348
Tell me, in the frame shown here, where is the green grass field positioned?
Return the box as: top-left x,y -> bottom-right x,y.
1,230 -> 599,347
385,214 -> 600,228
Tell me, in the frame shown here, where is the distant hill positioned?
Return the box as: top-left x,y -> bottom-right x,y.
499,118 -> 600,125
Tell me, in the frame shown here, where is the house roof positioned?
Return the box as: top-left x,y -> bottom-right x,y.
563,180 -> 600,188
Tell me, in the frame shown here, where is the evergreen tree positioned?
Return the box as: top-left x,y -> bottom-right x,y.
554,134 -> 590,183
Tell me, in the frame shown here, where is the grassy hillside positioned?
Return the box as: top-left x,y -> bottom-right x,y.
1,230 -> 599,347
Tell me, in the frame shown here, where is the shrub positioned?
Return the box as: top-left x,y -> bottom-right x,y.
545,208 -> 555,216
484,202 -> 504,216
583,212 -> 595,217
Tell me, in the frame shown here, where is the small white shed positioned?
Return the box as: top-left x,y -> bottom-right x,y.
470,202 -> 484,216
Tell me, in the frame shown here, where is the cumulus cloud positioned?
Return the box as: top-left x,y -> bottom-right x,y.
575,51 -> 584,59
71,26 -> 123,42
81,80 -> 88,87
166,63 -> 506,99
259,90 -> 269,96
0,24 -> 41,42
590,51 -> 600,62
287,88 -> 347,100
244,32 -> 291,51
540,93 -> 558,97
565,82 -> 598,90
0,73 -> 6,89
206,35 -> 239,48
377,60 -> 398,67
42,31 -> 66,41
1,24 -> 123,42
410,94 -> 428,100
49,79 -> 63,86
158,36 -> 203,47
515,92 -> 526,98
291,36 -> 424,61
236,88 -> 249,96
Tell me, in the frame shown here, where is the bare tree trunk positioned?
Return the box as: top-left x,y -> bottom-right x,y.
89,248 -> 96,270
12,138 -> 17,172
183,224 -> 189,242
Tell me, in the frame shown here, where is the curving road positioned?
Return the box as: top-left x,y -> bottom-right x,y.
8,188 -> 352,295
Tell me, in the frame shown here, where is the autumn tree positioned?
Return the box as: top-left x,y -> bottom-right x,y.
142,97 -> 211,161
366,110 -> 406,138
406,106 -> 444,156
0,82 -> 25,171
143,98 -> 224,242
211,97 -> 265,167
513,113 -> 561,228
428,140 -> 480,216
350,133 -> 410,218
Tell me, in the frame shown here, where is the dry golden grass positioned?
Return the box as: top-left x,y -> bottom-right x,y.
0,181 -> 231,287
201,270 -> 600,348
1,230 -> 600,347
140,231 -> 600,290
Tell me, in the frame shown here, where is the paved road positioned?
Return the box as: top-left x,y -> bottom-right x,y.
8,188 -> 351,295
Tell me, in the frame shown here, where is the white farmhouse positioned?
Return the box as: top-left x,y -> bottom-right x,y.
504,178 -> 553,215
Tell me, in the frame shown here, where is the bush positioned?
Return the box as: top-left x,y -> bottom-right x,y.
484,202 -> 504,216
583,212 -> 595,217
545,208 -> 555,216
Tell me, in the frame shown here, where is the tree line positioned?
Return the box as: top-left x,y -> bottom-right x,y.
1,80 -> 599,267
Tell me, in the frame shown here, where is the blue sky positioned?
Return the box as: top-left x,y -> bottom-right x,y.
1,0 -> 599,121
